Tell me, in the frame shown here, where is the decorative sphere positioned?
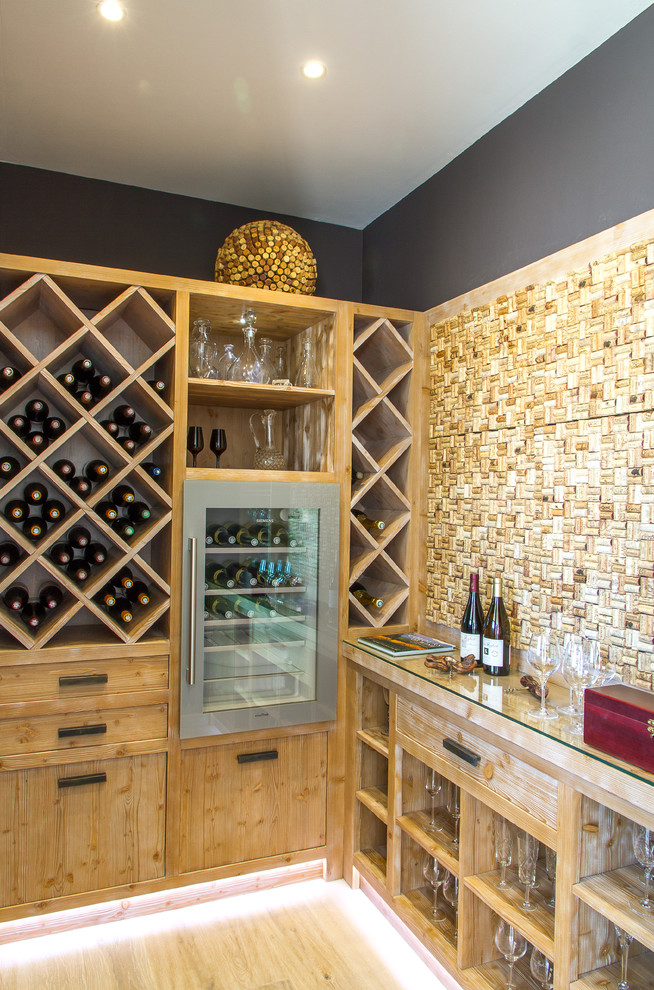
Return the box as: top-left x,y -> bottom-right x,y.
214,220 -> 317,295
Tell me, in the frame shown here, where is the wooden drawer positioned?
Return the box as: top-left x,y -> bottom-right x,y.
0,753 -> 166,907
0,704 -> 168,756
396,696 -> 558,829
179,732 -> 327,873
0,655 -> 169,704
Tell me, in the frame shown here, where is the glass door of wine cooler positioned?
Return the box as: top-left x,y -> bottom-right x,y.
181,480 -> 340,737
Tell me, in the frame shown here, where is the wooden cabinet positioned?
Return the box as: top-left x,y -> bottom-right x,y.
344,641 -> 654,990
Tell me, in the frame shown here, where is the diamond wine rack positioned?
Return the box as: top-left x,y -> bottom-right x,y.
349,315 -> 413,628
0,272 -> 175,649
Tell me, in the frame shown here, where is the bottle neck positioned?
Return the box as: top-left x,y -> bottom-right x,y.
470,572 -> 479,593
492,577 -> 502,598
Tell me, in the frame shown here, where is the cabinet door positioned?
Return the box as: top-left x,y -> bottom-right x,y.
179,733 -> 327,873
0,753 -> 166,906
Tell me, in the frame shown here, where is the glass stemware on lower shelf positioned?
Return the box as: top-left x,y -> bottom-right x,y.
494,814 -> 513,889
631,824 -> 654,915
530,948 -> 554,990
517,831 -> 539,912
425,768 -> 443,834
442,871 -> 459,942
614,924 -> 634,990
423,855 -> 445,922
494,919 -> 527,990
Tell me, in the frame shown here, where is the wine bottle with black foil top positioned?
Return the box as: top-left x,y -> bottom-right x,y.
482,577 -> 511,676
460,571 -> 483,666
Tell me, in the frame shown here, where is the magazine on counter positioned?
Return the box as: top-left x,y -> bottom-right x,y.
357,632 -> 455,657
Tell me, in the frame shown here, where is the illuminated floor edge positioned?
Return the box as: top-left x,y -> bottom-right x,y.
0,875 -> 454,990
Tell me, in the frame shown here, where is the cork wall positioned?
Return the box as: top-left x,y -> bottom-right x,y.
427,236 -> 654,690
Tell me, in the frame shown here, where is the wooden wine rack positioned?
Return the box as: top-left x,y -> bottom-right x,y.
0,270 -> 175,649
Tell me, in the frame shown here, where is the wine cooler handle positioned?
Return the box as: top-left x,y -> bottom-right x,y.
443,737 -> 481,767
57,772 -> 107,788
237,750 -> 279,764
58,723 -> 107,738
59,673 -> 108,687
188,536 -> 197,685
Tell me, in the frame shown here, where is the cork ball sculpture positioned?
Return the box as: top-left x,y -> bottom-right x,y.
214,220 -> 317,295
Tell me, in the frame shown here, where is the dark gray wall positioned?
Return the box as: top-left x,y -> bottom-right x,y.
0,164 -> 363,302
363,6 -> 654,312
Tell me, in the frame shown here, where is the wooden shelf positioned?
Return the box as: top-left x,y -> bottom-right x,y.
356,725 -> 389,758
394,888 -> 458,965
398,810 -> 460,874
356,784 -> 389,824
466,868 -> 555,958
574,865 -> 654,952
188,378 -> 335,409
353,846 -> 387,884
571,951 -> 654,989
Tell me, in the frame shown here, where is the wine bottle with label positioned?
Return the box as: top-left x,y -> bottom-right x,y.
482,577 -> 511,676
207,596 -> 234,619
205,563 -> 235,589
226,561 -> 258,588
351,581 -> 384,609
206,523 -> 236,546
354,510 -> 386,532
225,522 -> 258,546
98,585 -> 117,608
231,595 -> 256,618
460,571 -> 484,666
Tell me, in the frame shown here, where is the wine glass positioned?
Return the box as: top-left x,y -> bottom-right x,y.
494,919 -> 527,990
530,948 -> 554,990
210,428 -> 227,468
517,831 -> 539,912
442,871 -> 459,942
525,629 -> 560,720
423,856 -> 445,922
562,636 -> 604,734
447,781 -> 461,847
631,824 -> 654,915
425,768 -> 443,833
545,846 -> 556,908
187,426 -> 204,468
614,924 -> 634,990
556,631 -> 579,716
494,815 -> 513,889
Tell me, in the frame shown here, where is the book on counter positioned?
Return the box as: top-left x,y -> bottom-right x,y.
357,632 -> 455,657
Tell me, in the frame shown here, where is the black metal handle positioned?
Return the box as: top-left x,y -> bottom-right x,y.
59,673 -> 109,687
443,737 -> 481,767
58,723 -> 107,738
57,772 -> 107,788
237,750 -> 279,764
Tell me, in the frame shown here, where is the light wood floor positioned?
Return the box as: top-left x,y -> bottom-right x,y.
0,880 -> 451,990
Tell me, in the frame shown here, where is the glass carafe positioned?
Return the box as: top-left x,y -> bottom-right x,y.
294,337 -> 319,388
275,343 -> 289,382
189,319 -> 215,379
230,311 -> 264,383
216,342 -> 237,381
249,409 -> 286,470
258,337 -> 276,384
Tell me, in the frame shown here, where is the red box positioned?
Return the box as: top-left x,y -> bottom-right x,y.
584,684 -> 654,774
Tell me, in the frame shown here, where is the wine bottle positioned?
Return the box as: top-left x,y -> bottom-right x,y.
0,542 -> 19,567
113,566 -> 134,591
39,584 -> 63,611
95,500 -> 118,522
231,594 -> 256,618
354,510 -> 386,532
43,498 -> 66,523
252,597 -> 278,617
205,523 -> 236,546
0,366 -> 20,390
21,601 -> 46,630
205,563 -> 235,589
460,571 -> 483,666
112,596 -> 133,623
67,525 -> 91,549
351,581 -> 384,609
57,371 -> 77,393
84,541 -> 107,566
7,414 -> 29,437
112,518 -> 136,539
117,437 -> 137,455
4,499 -> 28,523
271,524 -> 298,547
89,373 -> 112,399
98,585 -> 117,608
248,523 -> 281,546
24,431 -> 48,452
67,561 -> 90,583
127,501 -> 151,524
84,459 -> 110,482
142,461 -> 162,480
43,416 -> 66,440
128,421 -> 152,443
111,484 -> 135,505
482,577 -> 511,676
49,542 -> 72,566
69,476 -> 92,498
3,584 -> 28,611
25,398 -> 48,422
23,517 -> 46,542
100,419 -> 120,438
113,404 -> 135,425
126,581 -> 150,606
0,455 -> 20,481
207,596 -> 233,619
24,481 -> 47,505
226,561 -> 257,588
76,388 -> 94,408
225,522 -> 258,546
71,357 -> 94,383
147,378 -> 166,395
53,458 -> 76,480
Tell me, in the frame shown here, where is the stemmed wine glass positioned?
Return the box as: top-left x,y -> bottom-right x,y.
631,824 -> 654,915
614,924 -> 634,990
187,426 -> 204,468
442,871 -> 459,942
210,428 -> 227,468
447,781 -> 461,847
525,629 -> 561,721
530,948 -> 554,990
494,919 -> 527,990
423,856 -> 445,922
494,815 -> 513,890
425,768 -> 443,834
517,831 -> 539,912
545,847 -> 556,908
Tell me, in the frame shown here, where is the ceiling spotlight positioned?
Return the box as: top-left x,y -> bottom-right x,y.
301,61 -> 326,80
98,1 -> 125,21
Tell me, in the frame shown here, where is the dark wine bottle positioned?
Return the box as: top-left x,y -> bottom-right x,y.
24,431 -> 48,452
98,585 -> 117,608
7,414 -> 29,437
56,371 -> 77,393
95,500 -> 118,522
76,389 -> 94,408
231,595 -> 256,618
205,563 -> 235,589
100,419 -> 120,439
225,522 -> 258,546
66,562 -> 90,583
25,398 -> 48,422
22,517 -> 46,542
351,581 -> 384,609
117,437 -> 137,455
247,523 -> 280,546
0,455 -> 20,481
4,499 -> 28,523
24,481 -> 47,505
111,519 -> 136,539
39,584 -> 63,611
43,416 -> 66,440
67,525 -> 91,549
49,542 -> 73,566
71,357 -> 94,383
142,461 -> 162,480
111,485 -> 135,505
482,577 -> 511,676
128,421 -> 152,443
21,601 -> 46,630
112,597 -> 134,623
43,499 -> 66,522
127,501 -> 151,524
0,542 -> 19,567
0,366 -> 20,390
89,373 -> 112,399
126,581 -> 150,606
207,596 -> 233,619
53,458 -> 76,480
147,378 -> 166,395
113,404 -> 135,426
205,523 -> 236,546
113,567 -> 135,591
84,459 -> 110,482
226,561 -> 258,587
354,510 -> 386,532
69,476 -> 92,498
460,571 -> 483,666
84,541 -> 107,566
3,584 -> 28,611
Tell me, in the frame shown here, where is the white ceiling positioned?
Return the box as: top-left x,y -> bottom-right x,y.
0,0 -> 650,229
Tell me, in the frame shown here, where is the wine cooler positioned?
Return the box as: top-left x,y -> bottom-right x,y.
181,480 -> 340,737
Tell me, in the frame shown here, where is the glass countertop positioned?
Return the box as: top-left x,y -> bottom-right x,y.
344,637 -> 654,790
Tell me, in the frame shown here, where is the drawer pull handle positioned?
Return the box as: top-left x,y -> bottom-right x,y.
237,750 -> 278,764
57,772 -> 107,789
443,737 -> 481,767
58,723 -> 107,738
59,673 -> 109,687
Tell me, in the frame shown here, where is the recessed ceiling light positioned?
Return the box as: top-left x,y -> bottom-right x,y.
301,61 -> 326,80
98,1 -> 125,21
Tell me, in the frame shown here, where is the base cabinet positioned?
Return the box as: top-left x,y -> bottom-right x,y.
179,733 -> 327,873
0,753 -> 167,907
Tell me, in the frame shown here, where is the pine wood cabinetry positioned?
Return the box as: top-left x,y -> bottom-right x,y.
344,641 -> 654,990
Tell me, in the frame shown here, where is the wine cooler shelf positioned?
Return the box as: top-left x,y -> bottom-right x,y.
0,270 -> 175,650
